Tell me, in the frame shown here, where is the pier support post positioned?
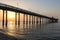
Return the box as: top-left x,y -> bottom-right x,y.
29,15 -> 31,24
40,17 -> 41,25
26,14 -> 28,24
15,12 -> 18,31
42,18 -> 43,24
36,17 -> 38,24
6,10 -> 7,26
2,10 -> 4,25
31,15 -> 32,24
34,16 -> 35,24
26,14 -> 28,32
18,13 -> 20,31
35,16 -> 36,24
15,12 -> 17,25
32,16 -> 33,24
33,16 -> 34,24
36,16 -> 38,32
2,10 -> 4,30
23,14 -> 25,32
23,14 -> 25,24
18,13 -> 20,25
5,10 -> 8,31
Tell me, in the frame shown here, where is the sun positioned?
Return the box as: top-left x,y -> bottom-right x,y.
8,12 -> 15,21
8,13 -> 14,18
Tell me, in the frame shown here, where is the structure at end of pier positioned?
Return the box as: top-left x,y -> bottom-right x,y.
49,17 -> 58,23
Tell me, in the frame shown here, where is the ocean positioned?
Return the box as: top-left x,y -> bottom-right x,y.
0,22 -> 60,40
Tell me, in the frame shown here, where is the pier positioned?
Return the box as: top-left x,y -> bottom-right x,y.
0,3 -> 58,31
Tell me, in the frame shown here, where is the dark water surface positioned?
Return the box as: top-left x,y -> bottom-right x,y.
0,22 -> 60,40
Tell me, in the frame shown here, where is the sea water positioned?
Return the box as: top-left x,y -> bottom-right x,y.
0,22 -> 60,40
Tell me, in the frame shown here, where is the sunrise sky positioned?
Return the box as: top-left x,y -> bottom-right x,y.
0,0 -> 60,21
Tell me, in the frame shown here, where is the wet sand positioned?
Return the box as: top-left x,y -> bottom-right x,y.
0,32 -> 17,40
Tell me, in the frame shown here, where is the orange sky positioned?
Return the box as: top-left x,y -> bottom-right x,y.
0,10 -> 26,22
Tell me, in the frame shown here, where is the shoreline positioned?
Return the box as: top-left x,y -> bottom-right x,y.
0,32 -> 17,40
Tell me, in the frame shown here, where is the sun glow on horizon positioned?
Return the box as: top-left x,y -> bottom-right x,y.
8,13 -> 15,19
8,11 -> 15,22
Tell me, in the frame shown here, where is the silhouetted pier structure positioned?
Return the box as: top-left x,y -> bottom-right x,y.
0,3 -> 58,30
